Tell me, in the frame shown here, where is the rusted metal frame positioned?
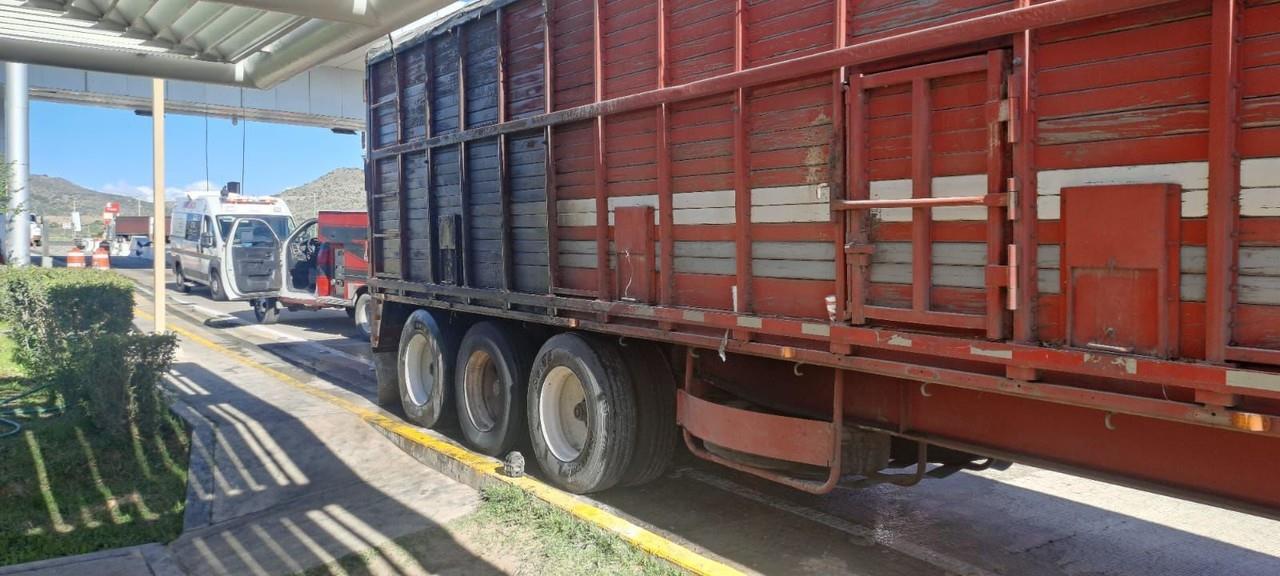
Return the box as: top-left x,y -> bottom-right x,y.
863,304 -> 987,330
861,426 -> 1279,520
1011,1 -> 1038,344
424,39 -> 436,285
498,8 -> 514,292
911,78 -> 933,313
681,349 -> 845,494
543,0 -> 559,293
382,289 -> 1280,440
733,0 -> 752,324
392,49 -> 410,279
458,29 -> 473,288
985,48 -> 1010,341
364,74 -> 381,278
1207,0 -> 1242,363
657,0 -> 673,307
846,73 -> 869,325
831,0 -> 849,327
835,195 -> 1007,210
371,275 -> 1280,400
861,54 -> 988,89
367,0 -> 1179,163
593,0 -> 610,301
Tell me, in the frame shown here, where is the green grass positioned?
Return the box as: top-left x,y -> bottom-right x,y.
0,410 -> 190,566
0,326 -> 25,381
298,484 -> 684,576
464,484 -> 682,576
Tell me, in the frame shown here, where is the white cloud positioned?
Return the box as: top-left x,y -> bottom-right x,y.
101,179 -> 218,201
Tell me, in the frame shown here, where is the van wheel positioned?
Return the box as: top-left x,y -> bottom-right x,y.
397,309 -> 458,429
619,343 -> 677,486
209,270 -> 228,302
174,265 -> 191,293
353,293 -> 373,340
252,298 -> 279,324
528,333 -> 636,494
455,322 -> 533,457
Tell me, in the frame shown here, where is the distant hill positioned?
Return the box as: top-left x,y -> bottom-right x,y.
275,168 -> 366,221
27,175 -> 153,220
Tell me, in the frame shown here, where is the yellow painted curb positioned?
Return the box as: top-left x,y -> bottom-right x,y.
136,306 -> 744,576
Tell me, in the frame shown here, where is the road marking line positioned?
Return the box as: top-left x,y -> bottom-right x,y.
136,306 -> 743,576
675,467 -> 998,576
135,284 -> 373,369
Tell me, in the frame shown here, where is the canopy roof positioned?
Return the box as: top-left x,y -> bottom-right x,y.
0,0 -> 456,88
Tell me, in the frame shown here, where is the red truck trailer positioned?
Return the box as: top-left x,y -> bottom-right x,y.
365,0 -> 1280,514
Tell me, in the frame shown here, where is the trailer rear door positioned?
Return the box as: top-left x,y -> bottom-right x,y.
840,50 -> 1013,340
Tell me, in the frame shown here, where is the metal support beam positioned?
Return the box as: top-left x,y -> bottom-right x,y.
4,62 -> 29,267
151,78 -> 167,333
1206,0 -> 1241,363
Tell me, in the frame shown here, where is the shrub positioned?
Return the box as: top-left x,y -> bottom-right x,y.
70,332 -> 178,435
0,267 -> 174,433
0,267 -> 134,390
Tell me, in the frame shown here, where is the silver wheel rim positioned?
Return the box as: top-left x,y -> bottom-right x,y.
539,365 -> 589,462
356,296 -> 371,335
462,349 -> 502,433
402,332 -> 439,408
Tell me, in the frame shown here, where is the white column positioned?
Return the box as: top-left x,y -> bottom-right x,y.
5,62 -> 30,267
152,78 -> 167,332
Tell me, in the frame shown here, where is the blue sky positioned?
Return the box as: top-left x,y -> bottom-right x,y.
29,101 -> 363,199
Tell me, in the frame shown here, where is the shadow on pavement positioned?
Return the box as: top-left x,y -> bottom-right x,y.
164,360 -> 502,576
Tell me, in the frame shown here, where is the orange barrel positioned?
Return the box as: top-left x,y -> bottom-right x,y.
91,246 -> 110,270
66,247 -> 86,268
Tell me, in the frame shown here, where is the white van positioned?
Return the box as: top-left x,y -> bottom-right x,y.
169,183 -> 293,301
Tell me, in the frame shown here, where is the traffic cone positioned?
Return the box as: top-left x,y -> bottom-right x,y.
92,246 -> 110,270
66,247 -> 86,268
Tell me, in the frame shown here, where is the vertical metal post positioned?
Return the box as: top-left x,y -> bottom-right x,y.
985,49 -> 1010,341
831,0 -> 848,326
910,78 -> 933,313
151,78 -> 167,333
846,74 -> 869,325
593,0 -> 609,301
1011,1 -> 1039,345
4,62 -> 30,267
543,0 -> 558,293
1206,0 -> 1241,363
656,0 -> 673,306
733,0 -> 752,322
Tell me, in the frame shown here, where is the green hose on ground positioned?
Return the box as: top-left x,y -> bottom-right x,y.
0,384 -> 57,438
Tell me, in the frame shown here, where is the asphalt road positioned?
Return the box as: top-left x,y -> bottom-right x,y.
114,261 -> 1280,576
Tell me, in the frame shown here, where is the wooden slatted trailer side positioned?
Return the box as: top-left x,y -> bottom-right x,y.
365,0 -> 1280,515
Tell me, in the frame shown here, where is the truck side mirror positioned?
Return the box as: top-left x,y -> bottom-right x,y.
200,233 -> 215,248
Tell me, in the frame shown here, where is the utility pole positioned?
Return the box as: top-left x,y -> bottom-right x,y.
4,62 -> 30,267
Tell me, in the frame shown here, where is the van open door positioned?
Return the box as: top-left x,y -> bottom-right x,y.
223,217 -> 282,300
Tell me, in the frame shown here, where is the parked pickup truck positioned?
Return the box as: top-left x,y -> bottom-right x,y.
229,210 -> 373,337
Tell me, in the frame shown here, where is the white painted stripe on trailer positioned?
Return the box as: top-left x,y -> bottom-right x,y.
869,174 -> 989,221
1035,162 -> 1208,219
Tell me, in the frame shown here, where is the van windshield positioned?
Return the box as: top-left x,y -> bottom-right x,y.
217,215 -> 291,241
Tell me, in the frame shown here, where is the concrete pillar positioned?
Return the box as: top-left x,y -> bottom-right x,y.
152,78 -> 167,332
5,62 -> 30,267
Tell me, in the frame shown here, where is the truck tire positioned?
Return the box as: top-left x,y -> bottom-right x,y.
209,269 -> 228,302
174,265 -> 192,293
455,322 -> 533,457
397,309 -> 457,429
353,292 -> 373,340
527,333 -> 636,494
252,298 -> 279,324
373,350 -> 400,407
619,342 -> 677,486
